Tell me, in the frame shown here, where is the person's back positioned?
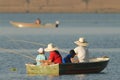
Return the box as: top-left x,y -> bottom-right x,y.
74,37 -> 89,62
74,46 -> 89,62
36,48 -> 47,65
62,49 -> 76,63
45,43 -> 62,64
36,54 -> 47,65
63,54 -> 71,63
48,50 -> 62,64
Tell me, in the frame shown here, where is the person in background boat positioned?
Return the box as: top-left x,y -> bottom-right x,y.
44,43 -> 62,65
62,49 -> 78,63
74,37 -> 89,62
55,21 -> 60,28
35,18 -> 41,24
36,48 -> 47,65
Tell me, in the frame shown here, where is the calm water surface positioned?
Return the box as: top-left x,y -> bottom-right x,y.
0,13 -> 120,80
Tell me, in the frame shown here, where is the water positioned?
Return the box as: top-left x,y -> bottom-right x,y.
0,13 -> 120,80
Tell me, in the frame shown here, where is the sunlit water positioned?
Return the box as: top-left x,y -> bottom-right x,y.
0,13 -> 120,80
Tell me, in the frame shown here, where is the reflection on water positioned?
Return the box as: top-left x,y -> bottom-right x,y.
75,74 -> 86,80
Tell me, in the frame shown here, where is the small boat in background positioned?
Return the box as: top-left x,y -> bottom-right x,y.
26,56 -> 109,76
10,21 -> 59,28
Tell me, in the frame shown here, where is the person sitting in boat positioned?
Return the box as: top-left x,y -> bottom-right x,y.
43,43 -> 62,65
36,48 -> 47,65
74,37 -> 89,62
62,49 -> 78,63
35,18 -> 41,24
55,21 -> 60,28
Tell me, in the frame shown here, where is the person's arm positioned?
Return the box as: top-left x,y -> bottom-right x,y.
39,60 -> 53,65
70,55 -> 79,63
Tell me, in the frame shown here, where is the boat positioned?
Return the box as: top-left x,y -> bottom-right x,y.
25,56 -> 109,76
10,21 -> 59,28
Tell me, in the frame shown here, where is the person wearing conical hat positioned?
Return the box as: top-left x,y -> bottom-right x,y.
44,43 -> 62,64
74,37 -> 89,62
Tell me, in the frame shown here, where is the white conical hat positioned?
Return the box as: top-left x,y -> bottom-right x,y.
45,43 -> 58,52
74,37 -> 88,46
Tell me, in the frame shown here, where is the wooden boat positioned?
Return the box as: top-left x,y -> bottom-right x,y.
10,21 -> 59,28
25,56 -> 109,76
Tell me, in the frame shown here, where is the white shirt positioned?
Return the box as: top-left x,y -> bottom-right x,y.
74,46 -> 89,62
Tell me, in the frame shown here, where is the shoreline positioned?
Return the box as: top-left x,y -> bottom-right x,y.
0,0 -> 120,13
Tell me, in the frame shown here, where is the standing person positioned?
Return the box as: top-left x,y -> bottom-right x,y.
74,37 -> 89,62
62,49 -> 77,63
36,48 -> 47,65
35,18 -> 41,24
44,43 -> 62,64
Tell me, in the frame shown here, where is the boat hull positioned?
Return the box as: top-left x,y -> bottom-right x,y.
59,60 -> 108,75
26,64 -> 59,76
26,57 -> 109,76
10,21 -> 58,28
